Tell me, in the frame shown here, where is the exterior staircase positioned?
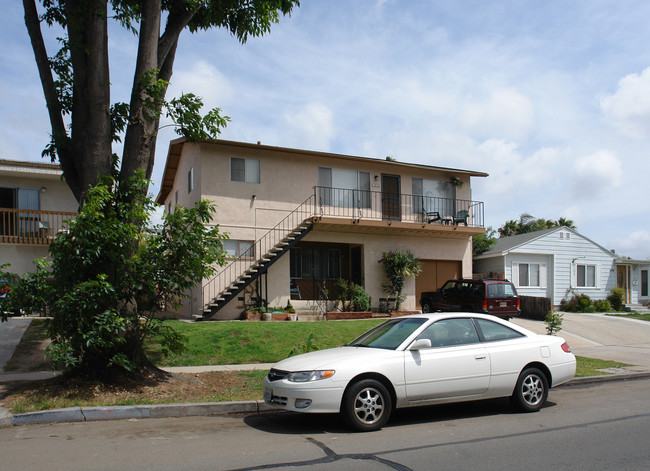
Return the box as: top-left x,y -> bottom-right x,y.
200,195 -> 316,320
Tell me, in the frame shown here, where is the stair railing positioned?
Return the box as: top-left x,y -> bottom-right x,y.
202,194 -> 316,309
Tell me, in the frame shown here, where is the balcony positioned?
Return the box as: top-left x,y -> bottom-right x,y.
313,186 -> 484,232
0,208 -> 77,245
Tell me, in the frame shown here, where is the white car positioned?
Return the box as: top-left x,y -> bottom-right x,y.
264,313 -> 576,431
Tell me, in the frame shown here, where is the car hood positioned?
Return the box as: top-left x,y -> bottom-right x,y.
271,346 -> 390,372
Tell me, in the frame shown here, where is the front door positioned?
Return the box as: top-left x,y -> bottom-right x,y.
381,174 -> 401,221
617,265 -> 629,303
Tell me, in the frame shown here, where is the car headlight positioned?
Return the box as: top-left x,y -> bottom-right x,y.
286,370 -> 335,382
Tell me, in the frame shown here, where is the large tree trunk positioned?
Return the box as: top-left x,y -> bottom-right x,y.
65,0 -> 113,202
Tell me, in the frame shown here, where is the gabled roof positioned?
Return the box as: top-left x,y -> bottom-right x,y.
155,138 -> 489,204
475,226 -> 619,260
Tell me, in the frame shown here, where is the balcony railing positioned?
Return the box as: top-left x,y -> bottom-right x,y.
314,186 -> 484,228
0,208 -> 77,245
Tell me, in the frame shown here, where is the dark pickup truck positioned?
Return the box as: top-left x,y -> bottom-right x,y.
419,279 -> 520,319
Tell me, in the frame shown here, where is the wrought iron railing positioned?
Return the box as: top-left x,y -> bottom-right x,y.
0,208 -> 77,245
314,186 -> 484,227
201,188 -> 484,312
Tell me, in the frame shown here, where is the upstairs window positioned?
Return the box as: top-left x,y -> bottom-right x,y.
231,157 -> 260,183
412,178 -> 455,215
188,168 -> 194,193
318,167 -> 370,208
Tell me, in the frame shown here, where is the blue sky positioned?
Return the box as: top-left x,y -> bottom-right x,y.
2,1 -> 649,259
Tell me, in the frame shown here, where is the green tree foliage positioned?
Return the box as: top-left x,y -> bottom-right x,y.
497,213 -> 576,238
472,226 -> 497,256
24,0 -> 300,202
378,250 -> 422,311
9,171 -> 227,377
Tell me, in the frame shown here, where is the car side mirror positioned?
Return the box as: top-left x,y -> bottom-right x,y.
410,339 -> 432,351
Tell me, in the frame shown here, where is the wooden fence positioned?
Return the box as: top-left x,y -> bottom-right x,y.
520,296 -> 552,320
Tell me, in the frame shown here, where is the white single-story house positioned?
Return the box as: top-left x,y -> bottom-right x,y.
473,226 -> 649,309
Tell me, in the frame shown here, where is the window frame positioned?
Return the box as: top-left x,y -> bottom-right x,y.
518,263 -> 541,287
230,157 -> 260,184
223,239 -> 255,259
576,263 -> 597,288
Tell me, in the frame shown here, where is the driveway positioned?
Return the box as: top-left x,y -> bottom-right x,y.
513,313 -> 650,370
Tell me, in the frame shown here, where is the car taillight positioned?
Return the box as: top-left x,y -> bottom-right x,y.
483,300 -> 488,310
517,298 -> 520,309
561,342 -> 572,353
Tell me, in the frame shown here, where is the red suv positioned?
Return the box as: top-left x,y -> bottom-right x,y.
419,279 -> 520,319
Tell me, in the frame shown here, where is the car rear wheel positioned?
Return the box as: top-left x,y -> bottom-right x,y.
511,367 -> 548,412
421,302 -> 432,313
342,379 -> 392,432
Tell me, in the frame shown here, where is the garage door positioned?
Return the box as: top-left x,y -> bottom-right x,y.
416,260 -> 462,308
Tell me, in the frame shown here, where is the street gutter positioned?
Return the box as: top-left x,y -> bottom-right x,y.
3,371 -> 650,429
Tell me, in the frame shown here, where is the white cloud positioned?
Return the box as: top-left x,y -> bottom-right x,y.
571,150 -> 623,199
282,103 -> 335,151
600,67 -> 650,139
462,88 -> 534,141
611,230 -> 650,260
168,61 -> 234,109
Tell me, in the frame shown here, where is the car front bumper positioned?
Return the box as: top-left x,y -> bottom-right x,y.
263,377 -> 345,413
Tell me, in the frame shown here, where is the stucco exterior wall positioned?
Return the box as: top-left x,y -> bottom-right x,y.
156,140 -> 484,319
1,164 -> 77,277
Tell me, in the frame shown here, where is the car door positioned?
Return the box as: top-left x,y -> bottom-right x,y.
404,318 -> 490,403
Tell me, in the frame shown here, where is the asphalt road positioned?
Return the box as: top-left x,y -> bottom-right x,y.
1,378 -> 648,471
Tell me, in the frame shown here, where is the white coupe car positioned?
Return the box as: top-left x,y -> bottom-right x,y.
264,313 -> 576,431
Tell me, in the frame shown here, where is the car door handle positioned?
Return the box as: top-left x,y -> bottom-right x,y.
475,355 -> 487,360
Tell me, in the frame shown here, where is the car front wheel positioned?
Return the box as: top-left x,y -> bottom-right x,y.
342,379 -> 392,432
511,367 -> 548,412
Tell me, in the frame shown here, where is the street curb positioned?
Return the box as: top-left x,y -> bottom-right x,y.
2,372 -> 649,428
4,400 -> 277,428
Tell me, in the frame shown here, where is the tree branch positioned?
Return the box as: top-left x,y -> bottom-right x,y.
23,0 -> 82,199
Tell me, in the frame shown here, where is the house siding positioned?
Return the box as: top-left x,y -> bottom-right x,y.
474,228 -> 618,308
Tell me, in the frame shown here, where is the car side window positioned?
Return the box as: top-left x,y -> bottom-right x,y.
416,318 -> 480,348
475,319 -> 525,342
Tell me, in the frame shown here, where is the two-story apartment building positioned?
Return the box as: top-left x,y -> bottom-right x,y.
156,139 -> 488,320
0,159 -> 78,275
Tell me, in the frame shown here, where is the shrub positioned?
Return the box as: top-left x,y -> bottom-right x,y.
594,299 -> 611,312
335,279 -> 371,312
560,293 -> 592,312
8,171 -> 227,376
607,288 -> 625,311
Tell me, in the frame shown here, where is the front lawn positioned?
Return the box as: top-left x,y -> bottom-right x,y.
607,313 -> 650,322
145,319 -> 385,366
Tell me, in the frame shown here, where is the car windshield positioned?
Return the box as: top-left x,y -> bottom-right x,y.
348,318 -> 427,350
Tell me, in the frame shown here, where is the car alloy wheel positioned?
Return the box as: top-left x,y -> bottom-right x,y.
343,379 -> 392,432
511,367 -> 548,412
422,303 -> 431,313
